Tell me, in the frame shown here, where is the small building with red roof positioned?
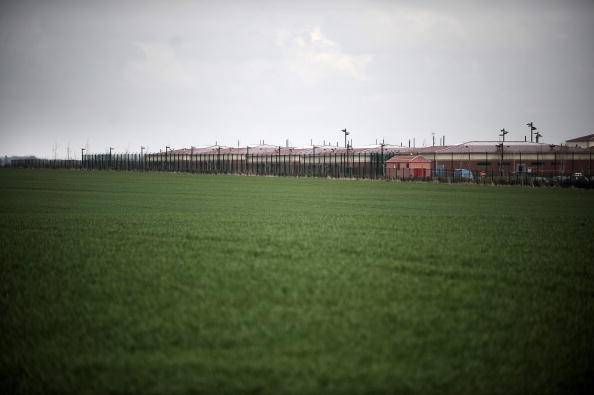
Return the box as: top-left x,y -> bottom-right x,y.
385,155 -> 432,178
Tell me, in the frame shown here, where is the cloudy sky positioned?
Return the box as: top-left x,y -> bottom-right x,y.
1,0 -> 593,158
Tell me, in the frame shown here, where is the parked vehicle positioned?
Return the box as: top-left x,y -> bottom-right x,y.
571,172 -> 585,181
531,177 -> 551,185
552,175 -> 568,182
453,169 -> 474,180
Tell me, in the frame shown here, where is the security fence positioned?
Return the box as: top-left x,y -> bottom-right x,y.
9,159 -> 82,169
9,151 -> 593,186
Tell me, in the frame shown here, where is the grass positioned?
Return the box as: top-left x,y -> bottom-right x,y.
1,169 -> 593,394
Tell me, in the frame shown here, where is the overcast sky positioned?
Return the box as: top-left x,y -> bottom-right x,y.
1,0 -> 593,158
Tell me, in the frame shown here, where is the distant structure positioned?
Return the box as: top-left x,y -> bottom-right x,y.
1,155 -> 37,167
13,138 -> 593,179
566,134 -> 594,149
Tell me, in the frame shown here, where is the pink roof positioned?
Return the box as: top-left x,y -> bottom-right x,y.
567,134 -> 594,142
159,141 -> 587,155
386,155 -> 430,163
432,142 -> 587,154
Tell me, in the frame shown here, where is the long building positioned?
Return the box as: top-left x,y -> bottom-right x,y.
14,134 -> 593,179
154,138 -> 592,177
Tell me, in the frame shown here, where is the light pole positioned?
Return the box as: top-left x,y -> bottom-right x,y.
341,128 -> 349,148
165,146 -> 170,170
81,148 -> 86,169
380,142 -> 386,177
527,122 -> 536,143
535,131 -> 542,143
217,146 -> 221,173
500,128 -> 509,142
497,142 -> 504,176
140,146 -> 146,171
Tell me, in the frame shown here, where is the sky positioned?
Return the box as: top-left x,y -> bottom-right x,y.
1,0 -> 593,158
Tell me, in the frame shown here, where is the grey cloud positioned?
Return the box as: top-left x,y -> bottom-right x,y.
0,0 -> 593,157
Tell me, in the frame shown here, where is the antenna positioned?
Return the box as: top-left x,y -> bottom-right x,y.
499,128 -> 509,142
535,131 -> 543,143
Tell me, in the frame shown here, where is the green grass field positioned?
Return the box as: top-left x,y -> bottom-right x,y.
1,169 -> 593,394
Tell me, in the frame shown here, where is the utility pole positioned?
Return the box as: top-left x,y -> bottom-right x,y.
500,128 -> 509,142
527,122 -> 536,143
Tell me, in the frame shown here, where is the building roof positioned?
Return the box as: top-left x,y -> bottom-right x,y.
566,134 -> 594,142
385,155 -> 430,163
432,141 -> 585,153
158,140 -> 588,156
